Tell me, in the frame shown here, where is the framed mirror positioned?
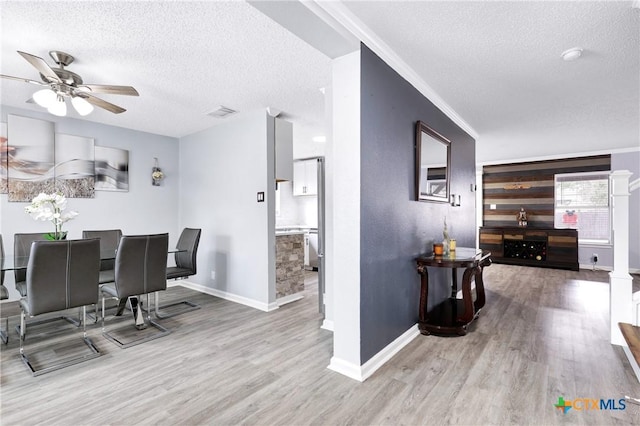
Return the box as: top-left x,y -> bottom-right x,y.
415,121 -> 451,202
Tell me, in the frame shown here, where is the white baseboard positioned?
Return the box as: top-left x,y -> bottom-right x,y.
579,264 -> 612,271
327,357 -> 364,381
277,293 -> 304,307
360,324 -> 420,381
327,324 -> 420,382
170,279 -> 278,312
321,319 -> 334,331
578,265 -> 640,274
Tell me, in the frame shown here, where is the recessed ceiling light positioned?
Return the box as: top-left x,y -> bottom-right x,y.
312,135 -> 326,143
561,47 -> 583,61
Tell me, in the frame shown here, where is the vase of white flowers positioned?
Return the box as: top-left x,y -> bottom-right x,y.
151,157 -> 164,186
24,192 -> 79,240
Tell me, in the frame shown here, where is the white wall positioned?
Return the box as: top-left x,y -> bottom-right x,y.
293,129 -> 326,159
612,150 -> 640,271
276,181 -> 300,226
0,106 -> 180,299
276,181 -> 318,228
178,110 -> 276,309
327,51 -> 362,379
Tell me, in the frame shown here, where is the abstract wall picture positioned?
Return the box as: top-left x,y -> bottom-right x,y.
1,122 -> 7,194
55,133 -> 95,198
7,114 -> 55,202
95,146 -> 129,191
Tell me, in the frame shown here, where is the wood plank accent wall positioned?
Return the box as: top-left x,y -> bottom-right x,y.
482,155 -> 610,228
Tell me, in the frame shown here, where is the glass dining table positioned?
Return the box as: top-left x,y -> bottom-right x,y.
1,248 -> 185,329
0,248 -> 184,271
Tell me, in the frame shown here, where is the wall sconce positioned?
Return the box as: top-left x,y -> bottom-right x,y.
152,157 -> 164,186
450,194 -> 461,207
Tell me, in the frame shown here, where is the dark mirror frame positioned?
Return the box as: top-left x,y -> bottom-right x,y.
415,121 -> 451,202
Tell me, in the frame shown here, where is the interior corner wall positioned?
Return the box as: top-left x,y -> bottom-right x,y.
359,45 -> 477,364
329,50 -> 362,373
612,150 -> 640,271
178,111 -> 273,308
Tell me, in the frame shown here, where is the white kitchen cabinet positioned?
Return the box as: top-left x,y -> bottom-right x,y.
293,159 -> 317,196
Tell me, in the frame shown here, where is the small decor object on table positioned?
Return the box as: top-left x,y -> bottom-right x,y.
442,217 -> 450,255
517,207 -> 528,227
151,157 -> 164,186
24,192 -> 78,240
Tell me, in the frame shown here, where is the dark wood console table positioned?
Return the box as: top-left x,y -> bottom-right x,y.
415,248 -> 491,336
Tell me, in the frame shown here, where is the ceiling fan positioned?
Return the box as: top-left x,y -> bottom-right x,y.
0,50 -> 139,116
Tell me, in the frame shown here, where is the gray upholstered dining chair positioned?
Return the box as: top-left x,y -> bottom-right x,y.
82,229 -> 123,321
19,239 -> 102,376
156,227 -> 202,318
101,233 -> 170,348
13,232 -> 46,297
1,234 -> 9,344
14,232 -> 82,331
82,229 -> 122,284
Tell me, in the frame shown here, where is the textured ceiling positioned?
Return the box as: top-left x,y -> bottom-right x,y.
0,1 -> 332,143
343,0 -> 640,161
1,1 -> 638,163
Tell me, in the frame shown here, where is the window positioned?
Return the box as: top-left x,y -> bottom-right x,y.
554,172 -> 610,244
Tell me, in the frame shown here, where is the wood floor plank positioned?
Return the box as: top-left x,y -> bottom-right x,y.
2,268 -> 640,425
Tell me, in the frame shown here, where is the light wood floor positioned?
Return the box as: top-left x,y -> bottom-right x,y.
1,266 -> 639,425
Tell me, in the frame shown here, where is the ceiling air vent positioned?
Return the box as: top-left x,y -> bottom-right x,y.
207,105 -> 237,118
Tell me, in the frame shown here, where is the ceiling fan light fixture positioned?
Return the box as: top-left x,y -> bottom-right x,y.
33,88 -> 57,107
72,96 -> 94,116
47,95 -> 67,116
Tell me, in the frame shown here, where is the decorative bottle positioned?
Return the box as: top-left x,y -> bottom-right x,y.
442,217 -> 450,255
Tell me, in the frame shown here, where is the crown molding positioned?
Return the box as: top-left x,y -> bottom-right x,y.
308,0 -> 479,140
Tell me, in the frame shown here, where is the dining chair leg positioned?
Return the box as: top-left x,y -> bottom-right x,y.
101,294 -> 170,349
21,306 -> 100,376
19,311 -> 25,353
15,311 -> 82,338
1,316 -> 8,344
152,291 -> 200,319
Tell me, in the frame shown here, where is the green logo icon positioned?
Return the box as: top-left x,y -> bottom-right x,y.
555,396 -> 572,414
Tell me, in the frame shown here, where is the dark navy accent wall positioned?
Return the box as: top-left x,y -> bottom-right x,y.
359,45 -> 477,364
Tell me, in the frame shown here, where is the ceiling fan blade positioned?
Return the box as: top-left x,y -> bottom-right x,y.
76,92 -> 126,114
79,84 -> 139,96
17,51 -> 62,83
0,74 -> 47,86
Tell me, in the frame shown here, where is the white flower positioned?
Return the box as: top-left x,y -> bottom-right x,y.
24,192 -> 78,239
